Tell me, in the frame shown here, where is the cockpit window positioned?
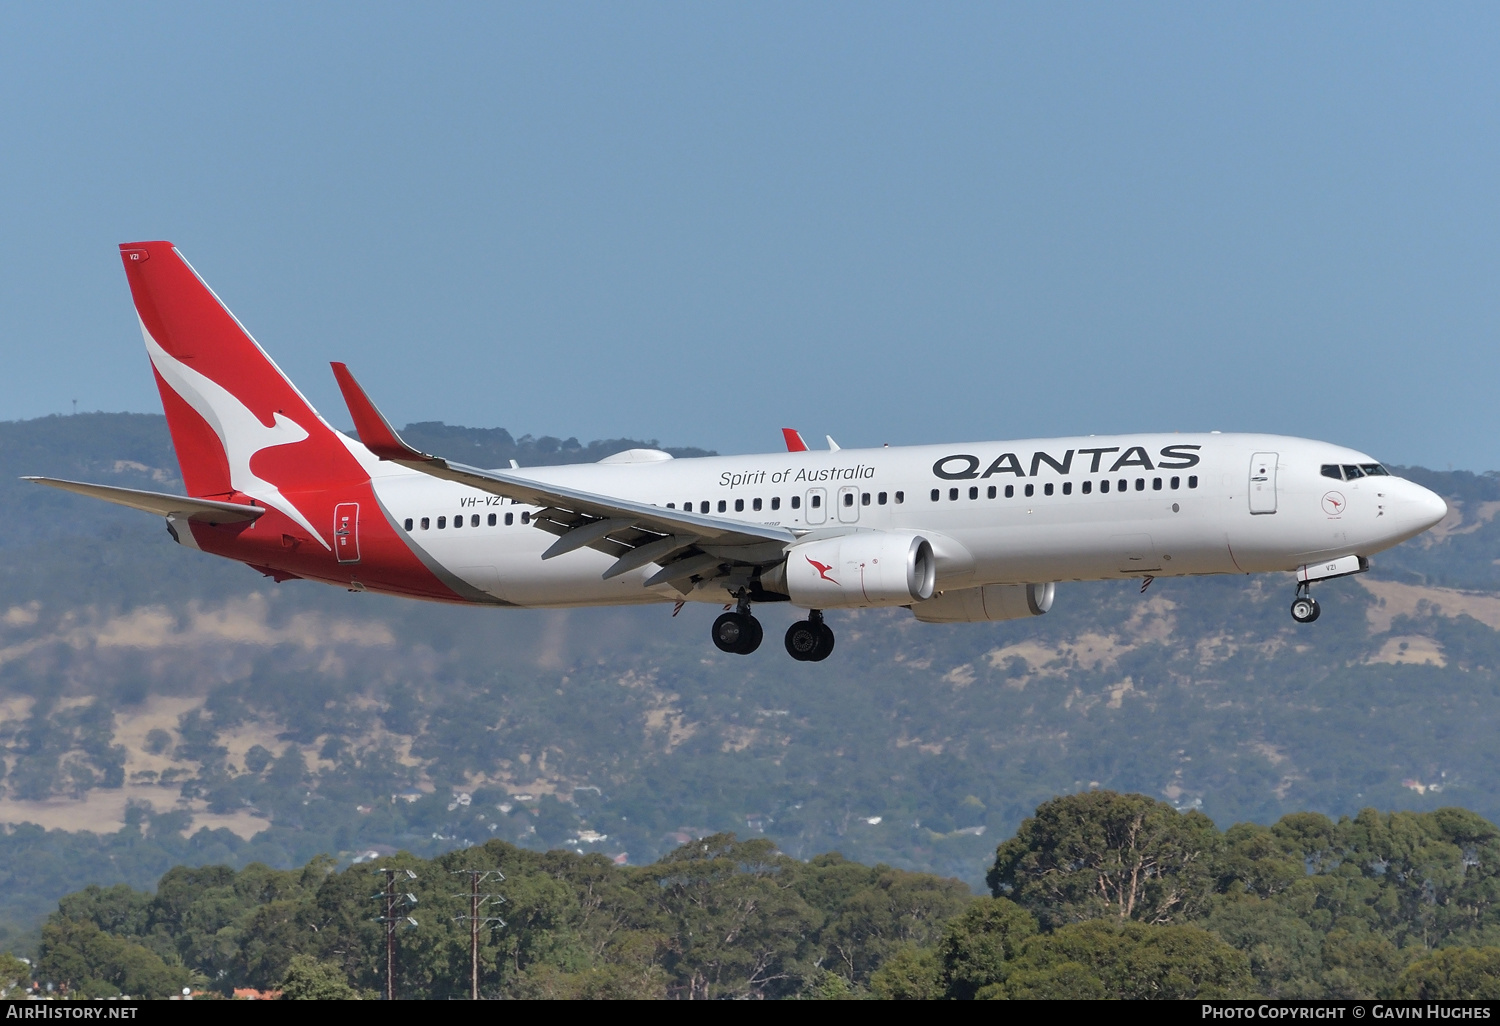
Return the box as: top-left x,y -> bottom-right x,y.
1323,462 -> 1391,481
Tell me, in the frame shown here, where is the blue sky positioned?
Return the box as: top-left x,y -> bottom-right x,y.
2,4 -> 1497,469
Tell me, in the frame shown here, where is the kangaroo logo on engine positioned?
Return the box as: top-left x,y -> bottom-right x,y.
806,556 -> 837,584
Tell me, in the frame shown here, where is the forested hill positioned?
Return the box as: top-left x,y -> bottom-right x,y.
15,792 -> 1500,1000
4,413 -> 1500,953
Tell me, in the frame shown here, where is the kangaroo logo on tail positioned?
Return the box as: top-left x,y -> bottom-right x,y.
142,332 -> 330,549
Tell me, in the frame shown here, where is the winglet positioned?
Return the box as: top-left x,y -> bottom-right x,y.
781,428 -> 809,453
330,363 -> 435,463
826,435 -> 841,452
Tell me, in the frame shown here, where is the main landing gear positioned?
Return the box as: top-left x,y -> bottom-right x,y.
784,610 -> 835,663
712,590 -> 764,655
710,591 -> 836,661
1290,582 -> 1321,624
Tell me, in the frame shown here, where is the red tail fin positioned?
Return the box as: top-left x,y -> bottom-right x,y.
120,243 -> 366,539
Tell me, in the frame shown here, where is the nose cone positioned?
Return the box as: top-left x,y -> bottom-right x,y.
1407,482 -> 1449,533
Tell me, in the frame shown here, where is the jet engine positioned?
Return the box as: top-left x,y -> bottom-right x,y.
911,582 -> 1055,623
773,532 -> 937,609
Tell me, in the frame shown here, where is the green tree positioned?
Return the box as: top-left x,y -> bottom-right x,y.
869,944 -> 944,999
939,897 -> 1037,999
1204,899 -> 1324,998
0,952 -> 30,997
280,954 -> 360,1000
647,834 -> 820,999
1393,946 -> 1500,999
989,791 -> 1223,928
994,920 -> 1255,1000
37,918 -> 192,998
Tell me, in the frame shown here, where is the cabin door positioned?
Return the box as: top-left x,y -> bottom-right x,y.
1249,453 -> 1278,514
334,503 -> 361,563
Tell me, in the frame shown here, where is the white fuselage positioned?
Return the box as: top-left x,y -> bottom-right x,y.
361,432 -> 1447,609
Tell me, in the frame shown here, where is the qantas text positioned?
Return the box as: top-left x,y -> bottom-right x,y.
933,445 -> 1202,481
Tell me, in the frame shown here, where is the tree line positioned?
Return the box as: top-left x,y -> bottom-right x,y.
11,790 -> 1500,999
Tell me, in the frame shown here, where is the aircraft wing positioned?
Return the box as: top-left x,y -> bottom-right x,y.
331,364 -> 797,587
24,477 -> 265,523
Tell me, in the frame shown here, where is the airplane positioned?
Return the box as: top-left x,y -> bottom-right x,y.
28,242 -> 1449,662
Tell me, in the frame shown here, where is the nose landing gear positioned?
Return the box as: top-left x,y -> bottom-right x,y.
785,610 -> 835,662
1290,582 -> 1321,624
712,589 -> 764,654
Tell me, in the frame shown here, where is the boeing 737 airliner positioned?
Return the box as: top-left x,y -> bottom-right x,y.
29,243 -> 1449,661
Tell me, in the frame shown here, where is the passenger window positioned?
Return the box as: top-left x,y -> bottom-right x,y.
1005,485 -> 1014,498
1044,483 -> 1054,496
1024,484 -> 1034,497
894,491 -> 904,504
438,516 -> 447,529
403,518 -> 413,531
968,486 -> 978,500
718,500 -> 727,512
1170,477 -> 1180,489
421,517 -> 430,530
753,497 -> 762,511
1082,481 -> 1092,494
878,492 -> 888,505
862,492 -> 871,506
1361,463 -> 1389,476
452,515 -> 462,529
667,503 -> 675,509
772,497 -> 781,510
1342,465 -> 1365,479
986,485 -> 996,499
791,496 -> 801,509
1062,482 -> 1072,495
1118,479 -> 1127,492
1133,479 -> 1143,491
1152,478 -> 1162,491
844,493 -> 854,507
471,514 -> 480,527
1101,480 -> 1110,493
931,489 -> 940,502
1188,476 -> 1198,489
949,488 -> 959,501
735,498 -> 744,512
1321,464 -> 1343,480
488,513 -> 496,526
812,494 -> 822,508
700,501 -> 710,514
521,512 -> 530,524
505,512 -> 513,525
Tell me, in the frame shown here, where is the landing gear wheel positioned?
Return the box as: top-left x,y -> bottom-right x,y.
785,620 -> 821,661
785,619 -> 835,662
713,612 -> 762,654
1290,596 -> 1321,623
813,623 -> 835,661
737,615 -> 763,654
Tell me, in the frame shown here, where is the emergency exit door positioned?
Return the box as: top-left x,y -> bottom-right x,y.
1249,453 -> 1278,514
334,503 -> 361,562
837,485 -> 861,523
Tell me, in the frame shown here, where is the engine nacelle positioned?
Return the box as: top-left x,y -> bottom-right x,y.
778,532 -> 937,609
911,582 -> 1055,623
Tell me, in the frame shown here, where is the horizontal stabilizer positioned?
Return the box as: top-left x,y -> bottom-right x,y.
23,477 -> 264,523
